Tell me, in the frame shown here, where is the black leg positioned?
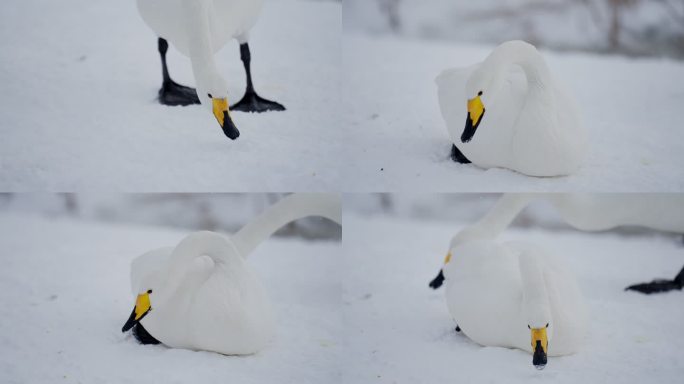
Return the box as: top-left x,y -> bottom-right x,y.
624,264 -> 684,294
450,145 -> 471,164
231,43 -> 286,113
157,38 -> 200,106
429,269 -> 445,289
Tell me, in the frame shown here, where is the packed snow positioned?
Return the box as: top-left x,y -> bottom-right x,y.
0,214 -> 342,384
342,211 -> 684,383
342,34 -> 684,192
0,0 -> 342,191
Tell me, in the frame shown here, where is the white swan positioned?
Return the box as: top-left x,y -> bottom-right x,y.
436,40 -> 587,176
121,193 -> 341,355
430,194 -> 684,294
444,240 -> 588,369
137,0 -> 285,140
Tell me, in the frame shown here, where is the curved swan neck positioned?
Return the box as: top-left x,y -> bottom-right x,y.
485,41 -> 551,86
470,194 -> 536,239
518,249 -> 551,327
232,194 -> 341,258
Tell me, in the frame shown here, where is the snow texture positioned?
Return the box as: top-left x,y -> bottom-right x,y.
342,212 -> 684,383
342,34 -> 684,192
0,214 -> 342,384
0,0 -> 342,192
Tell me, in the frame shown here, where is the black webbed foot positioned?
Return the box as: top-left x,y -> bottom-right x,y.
429,269 -> 445,290
231,91 -> 285,113
158,80 -> 200,106
625,264 -> 684,294
450,145 -> 471,164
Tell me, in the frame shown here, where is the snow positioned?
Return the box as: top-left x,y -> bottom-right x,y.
342,212 -> 684,383
0,214 -> 342,384
342,33 -> 684,191
0,0 -> 342,192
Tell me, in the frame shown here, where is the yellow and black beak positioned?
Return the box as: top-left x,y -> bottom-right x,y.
212,97 -> 240,140
529,323 -> 549,370
462,94 -> 485,143
429,252 -> 452,290
122,290 -> 153,333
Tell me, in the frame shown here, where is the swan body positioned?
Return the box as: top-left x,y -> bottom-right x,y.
436,41 -> 587,176
137,0 -> 262,57
122,194 -> 341,355
444,240 -> 588,367
129,232 -> 274,354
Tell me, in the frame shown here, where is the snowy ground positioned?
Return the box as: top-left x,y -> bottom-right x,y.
342,212 -> 684,383
0,214 -> 342,384
0,0 -> 342,191
342,34 -> 684,192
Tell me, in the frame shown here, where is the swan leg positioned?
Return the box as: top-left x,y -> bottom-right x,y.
450,145 -> 471,164
156,38 -> 200,107
624,264 -> 684,294
231,43 -> 286,113
429,268 -> 445,289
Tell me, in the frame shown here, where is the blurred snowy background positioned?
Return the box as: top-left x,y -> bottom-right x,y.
344,0 -> 684,58
0,193 -> 341,240
345,194 -> 684,238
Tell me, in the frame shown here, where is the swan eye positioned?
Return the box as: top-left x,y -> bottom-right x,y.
207,93 -> 213,98
527,325 -> 531,329
147,289 -> 153,294
545,323 -> 549,328
478,91 -> 483,96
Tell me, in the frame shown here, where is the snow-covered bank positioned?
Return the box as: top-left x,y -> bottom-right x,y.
0,214 -> 342,384
342,213 -> 684,383
0,0 -> 342,191
342,34 -> 684,192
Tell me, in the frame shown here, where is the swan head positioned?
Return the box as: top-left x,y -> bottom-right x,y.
197,74 -> 240,140
528,323 -> 549,370
121,289 -> 153,333
462,70 -> 490,143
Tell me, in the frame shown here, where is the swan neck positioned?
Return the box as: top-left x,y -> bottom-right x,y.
471,194 -> 535,239
183,0 -> 220,89
232,194 -> 341,258
518,250 -> 551,327
488,43 -> 551,87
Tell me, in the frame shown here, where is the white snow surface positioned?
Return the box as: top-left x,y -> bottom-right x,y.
0,0 -> 342,192
0,214 -> 342,384
342,34 -> 684,192
342,212 -> 684,383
